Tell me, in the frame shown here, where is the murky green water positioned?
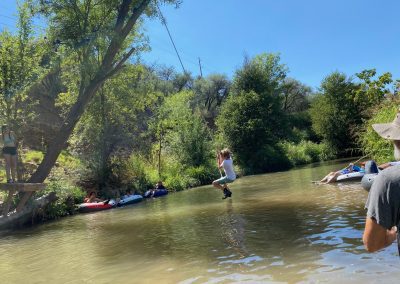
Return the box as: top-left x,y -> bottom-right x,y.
1,160 -> 400,283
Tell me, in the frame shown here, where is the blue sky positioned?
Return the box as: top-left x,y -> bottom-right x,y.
1,0 -> 399,89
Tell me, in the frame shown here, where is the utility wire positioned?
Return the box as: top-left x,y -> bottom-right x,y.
0,14 -> 16,20
149,32 -> 218,75
156,2 -> 186,74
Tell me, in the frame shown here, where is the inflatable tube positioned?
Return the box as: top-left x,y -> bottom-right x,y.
144,188 -> 168,198
78,199 -> 117,213
361,173 -> 378,192
336,171 -> 365,182
117,195 -> 143,206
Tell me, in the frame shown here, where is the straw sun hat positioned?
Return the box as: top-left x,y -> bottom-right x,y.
372,112 -> 400,140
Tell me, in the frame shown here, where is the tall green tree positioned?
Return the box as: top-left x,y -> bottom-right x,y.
309,72 -> 359,154
0,3 -> 45,132
217,53 -> 290,174
354,69 -> 393,112
281,78 -> 311,113
71,64 -> 163,190
192,74 -> 230,128
28,0 -> 179,183
154,90 -> 212,169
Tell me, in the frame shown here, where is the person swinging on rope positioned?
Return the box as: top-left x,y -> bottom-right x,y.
212,148 -> 236,199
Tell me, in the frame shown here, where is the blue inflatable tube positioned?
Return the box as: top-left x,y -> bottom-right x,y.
361,173 -> 378,192
144,188 -> 168,198
117,195 -> 143,206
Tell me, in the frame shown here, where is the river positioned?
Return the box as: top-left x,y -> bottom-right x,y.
1,160 -> 400,283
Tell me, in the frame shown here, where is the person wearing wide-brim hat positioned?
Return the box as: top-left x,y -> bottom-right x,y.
372,112 -> 400,140
363,111 -> 400,253
371,112 -> 400,169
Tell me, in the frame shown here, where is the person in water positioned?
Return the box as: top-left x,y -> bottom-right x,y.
319,162 -> 363,184
84,191 -> 103,203
123,190 -> 133,199
363,112 -> 400,253
212,148 -> 236,199
149,181 -> 166,198
155,181 -> 166,190
1,125 -> 18,183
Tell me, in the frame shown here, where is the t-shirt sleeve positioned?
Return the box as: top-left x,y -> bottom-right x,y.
365,167 -> 400,230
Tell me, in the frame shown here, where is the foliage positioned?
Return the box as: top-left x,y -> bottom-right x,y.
110,154 -> 153,194
309,72 -> 361,154
0,3 -> 47,134
281,78 -> 311,113
281,140 -> 336,166
155,90 -> 213,169
354,69 -> 393,110
232,53 -> 287,95
18,149 -> 82,183
23,150 -> 44,164
40,181 -> 86,219
111,152 -> 215,193
217,53 -> 291,174
192,74 -> 231,128
69,64 -> 163,193
358,101 -> 399,163
26,0 -> 181,184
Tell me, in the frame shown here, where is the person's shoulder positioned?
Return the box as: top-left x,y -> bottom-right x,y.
372,166 -> 400,193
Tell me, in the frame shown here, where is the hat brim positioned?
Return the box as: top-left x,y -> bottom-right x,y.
372,123 -> 400,140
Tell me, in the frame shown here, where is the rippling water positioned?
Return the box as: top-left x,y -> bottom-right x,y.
1,160 -> 400,283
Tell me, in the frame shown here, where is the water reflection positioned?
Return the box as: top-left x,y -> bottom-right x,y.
1,160 -> 400,283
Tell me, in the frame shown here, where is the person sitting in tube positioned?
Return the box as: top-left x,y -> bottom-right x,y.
84,191 -> 103,203
149,181 -> 166,197
123,190 -> 133,199
320,162 -> 363,184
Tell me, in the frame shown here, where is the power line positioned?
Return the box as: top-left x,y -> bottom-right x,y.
0,21 -> 16,30
0,13 -> 48,31
0,14 -> 16,20
156,3 -> 186,74
149,40 -> 218,75
149,34 -> 218,75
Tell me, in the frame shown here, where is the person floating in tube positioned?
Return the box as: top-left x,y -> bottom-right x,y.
319,162 -> 364,184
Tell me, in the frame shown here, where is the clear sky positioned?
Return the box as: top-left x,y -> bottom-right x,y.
1,0 -> 399,89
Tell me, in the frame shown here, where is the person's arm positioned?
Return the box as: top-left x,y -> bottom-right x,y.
363,217 -> 397,252
378,163 -> 392,170
12,132 -> 18,148
217,153 -> 224,169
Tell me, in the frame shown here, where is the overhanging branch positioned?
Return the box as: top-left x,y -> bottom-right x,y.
105,46 -> 136,79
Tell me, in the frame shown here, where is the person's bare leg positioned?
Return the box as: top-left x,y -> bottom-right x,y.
212,181 -> 225,191
10,155 -> 17,182
325,172 -> 340,184
4,154 -> 11,181
320,172 -> 334,183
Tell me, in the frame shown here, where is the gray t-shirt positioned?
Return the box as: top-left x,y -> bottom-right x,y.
365,165 -> 400,230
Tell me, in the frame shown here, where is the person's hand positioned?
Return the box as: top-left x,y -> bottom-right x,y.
386,226 -> 397,246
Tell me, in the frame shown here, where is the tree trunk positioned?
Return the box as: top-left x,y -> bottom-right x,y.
28,78 -> 103,183
27,0 -> 151,184
0,192 -> 57,230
